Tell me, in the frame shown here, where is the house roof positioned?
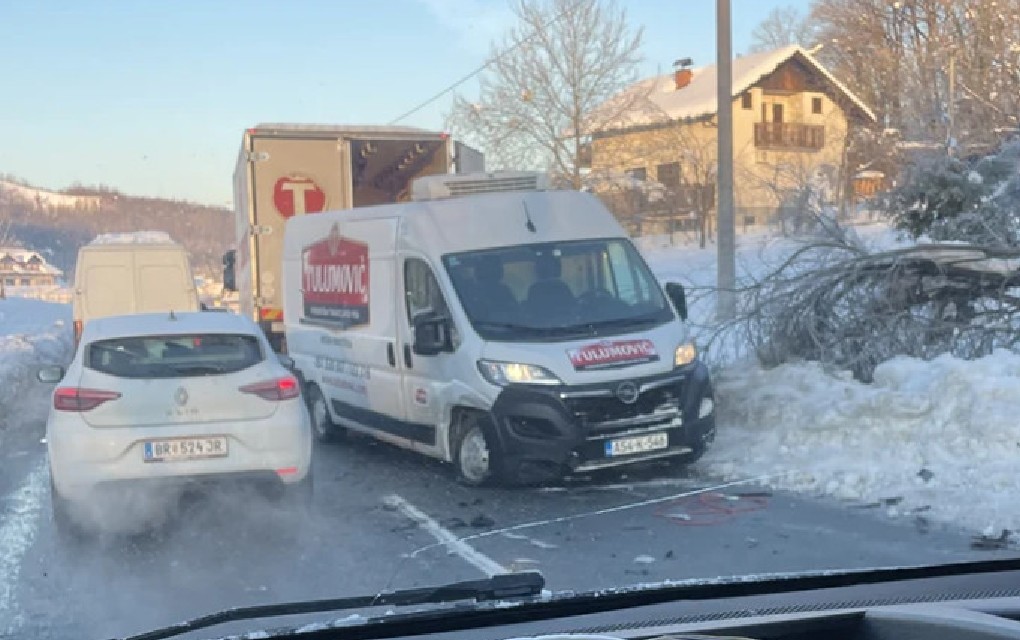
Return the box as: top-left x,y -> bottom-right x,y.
585,45 -> 876,135
0,246 -> 63,276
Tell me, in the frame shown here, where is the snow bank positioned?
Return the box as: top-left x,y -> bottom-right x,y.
89,231 -> 175,245
704,349 -> 1020,536
0,299 -> 72,445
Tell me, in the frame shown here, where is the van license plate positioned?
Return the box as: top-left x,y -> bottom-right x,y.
604,432 -> 668,457
143,437 -> 228,462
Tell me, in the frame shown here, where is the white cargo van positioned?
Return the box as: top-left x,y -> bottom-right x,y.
72,233 -> 201,345
282,172 -> 715,485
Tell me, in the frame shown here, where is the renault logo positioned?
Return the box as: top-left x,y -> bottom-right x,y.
174,387 -> 189,407
616,381 -> 639,405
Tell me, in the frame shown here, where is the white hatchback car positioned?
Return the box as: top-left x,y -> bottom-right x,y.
38,311 -> 313,535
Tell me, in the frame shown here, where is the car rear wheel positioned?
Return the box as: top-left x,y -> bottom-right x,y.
453,413 -> 503,487
306,384 -> 344,443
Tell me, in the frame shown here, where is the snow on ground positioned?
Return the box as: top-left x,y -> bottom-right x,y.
643,222 -> 1020,537
0,298 -> 72,446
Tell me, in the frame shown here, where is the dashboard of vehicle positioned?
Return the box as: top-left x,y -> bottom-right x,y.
359,564 -> 1020,640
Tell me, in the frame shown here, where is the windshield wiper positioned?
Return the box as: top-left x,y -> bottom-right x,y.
118,571 -> 545,640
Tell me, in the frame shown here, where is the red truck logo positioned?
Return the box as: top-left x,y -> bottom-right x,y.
567,339 -> 659,371
301,223 -> 369,327
274,175 -> 326,217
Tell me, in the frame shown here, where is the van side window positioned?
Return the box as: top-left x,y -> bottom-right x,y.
404,258 -> 450,322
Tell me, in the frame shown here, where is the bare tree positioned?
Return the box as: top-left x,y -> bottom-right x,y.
447,0 -> 643,188
809,0 -> 1020,150
749,5 -> 816,52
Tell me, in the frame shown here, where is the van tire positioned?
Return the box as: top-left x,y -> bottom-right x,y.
452,413 -> 503,487
306,384 -> 344,443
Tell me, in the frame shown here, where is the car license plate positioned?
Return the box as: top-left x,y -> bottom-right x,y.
604,432 -> 669,457
143,436 -> 228,462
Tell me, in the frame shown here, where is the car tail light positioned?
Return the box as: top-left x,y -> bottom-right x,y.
54,387 -> 121,412
239,377 -> 300,401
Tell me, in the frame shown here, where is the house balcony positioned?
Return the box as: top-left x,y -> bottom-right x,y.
753,122 -> 825,151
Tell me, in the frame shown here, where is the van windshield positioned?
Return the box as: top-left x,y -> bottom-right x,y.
442,238 -> 674,341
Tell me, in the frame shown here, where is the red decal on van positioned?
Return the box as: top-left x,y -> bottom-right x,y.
567,339 -> 658,371
301,223 -> 370,327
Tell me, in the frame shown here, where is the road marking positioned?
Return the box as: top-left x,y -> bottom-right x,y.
0,459 -> 47,634
404,473 -> 791,561
383,494 -> 506,577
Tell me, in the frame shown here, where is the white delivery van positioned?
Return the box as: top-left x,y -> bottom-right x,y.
282,172 -> 715,486
72,233 -> 201,345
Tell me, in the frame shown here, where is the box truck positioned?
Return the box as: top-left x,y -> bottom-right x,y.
223,123 -> 483,351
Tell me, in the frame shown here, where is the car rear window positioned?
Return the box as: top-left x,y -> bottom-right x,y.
86,333 -> 264,378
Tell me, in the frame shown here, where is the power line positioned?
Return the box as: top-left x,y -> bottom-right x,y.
388,0 -> 584,125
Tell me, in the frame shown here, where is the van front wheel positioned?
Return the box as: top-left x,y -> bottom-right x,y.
453,414 -> 502,487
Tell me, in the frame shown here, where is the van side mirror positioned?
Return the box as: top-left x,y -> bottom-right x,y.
37,365 -> 65,384
222,250 -> 237,292
665,282 -> 688,321
277,354 -> 296,370
412,313 -> 452,356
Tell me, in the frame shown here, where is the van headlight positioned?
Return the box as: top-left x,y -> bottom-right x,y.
674,343 -> 698,367
478,360 -> 562,386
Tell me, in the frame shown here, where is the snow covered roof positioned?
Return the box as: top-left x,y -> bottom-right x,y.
585,45 -> 876,135
89,231 -> 176,245
0,246 -> 62,276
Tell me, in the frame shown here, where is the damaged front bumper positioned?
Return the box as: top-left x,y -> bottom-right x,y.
490,362 -> 716,482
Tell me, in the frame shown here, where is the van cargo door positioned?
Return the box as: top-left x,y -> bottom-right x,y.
248,135 -> 352,316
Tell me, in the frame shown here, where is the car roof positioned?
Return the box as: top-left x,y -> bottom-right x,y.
82,311 -> 258,341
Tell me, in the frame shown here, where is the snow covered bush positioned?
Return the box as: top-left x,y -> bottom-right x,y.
882,142 -> 1020,246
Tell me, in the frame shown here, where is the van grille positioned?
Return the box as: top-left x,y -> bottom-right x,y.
564,385 -> 681,436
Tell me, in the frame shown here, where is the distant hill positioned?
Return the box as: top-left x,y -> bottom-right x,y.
0,179 -> 233,280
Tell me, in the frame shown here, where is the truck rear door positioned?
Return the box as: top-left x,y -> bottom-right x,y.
247,134 -> 352,332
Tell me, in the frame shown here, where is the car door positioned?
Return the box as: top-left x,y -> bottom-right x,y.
397,255 -> 456,455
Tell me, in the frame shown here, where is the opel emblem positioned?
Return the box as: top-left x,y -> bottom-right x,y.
174,387 -> 189,406
616,381 -> 639,405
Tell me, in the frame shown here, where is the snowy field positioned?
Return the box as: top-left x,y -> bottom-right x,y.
0,298 -> 72,446
1,224 -> 1018,539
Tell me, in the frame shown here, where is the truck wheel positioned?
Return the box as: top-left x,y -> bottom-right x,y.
306,384 -> 344,443
453,414 -> 503,487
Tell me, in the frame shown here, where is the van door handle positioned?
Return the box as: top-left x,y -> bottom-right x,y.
386,343 -> 396,367
403,344 -> 413,369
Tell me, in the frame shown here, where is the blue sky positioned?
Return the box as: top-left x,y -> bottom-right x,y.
0,0 -> 811,205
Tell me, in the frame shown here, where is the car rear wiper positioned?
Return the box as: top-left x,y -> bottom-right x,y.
118,571 -> 545,640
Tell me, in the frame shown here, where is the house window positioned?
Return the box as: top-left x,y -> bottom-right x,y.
626,167 -> 646,181
741,93 -> 753,110
656,162 -> 681,187
4,278 -> 13,286
812,96 -> 823,114
20,278 -> 30,286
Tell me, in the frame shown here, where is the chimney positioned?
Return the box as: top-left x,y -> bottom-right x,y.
673,57 -> 693,91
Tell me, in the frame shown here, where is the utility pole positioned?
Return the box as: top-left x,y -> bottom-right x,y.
716,0 -> 736,319
947,50 -> 956,156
